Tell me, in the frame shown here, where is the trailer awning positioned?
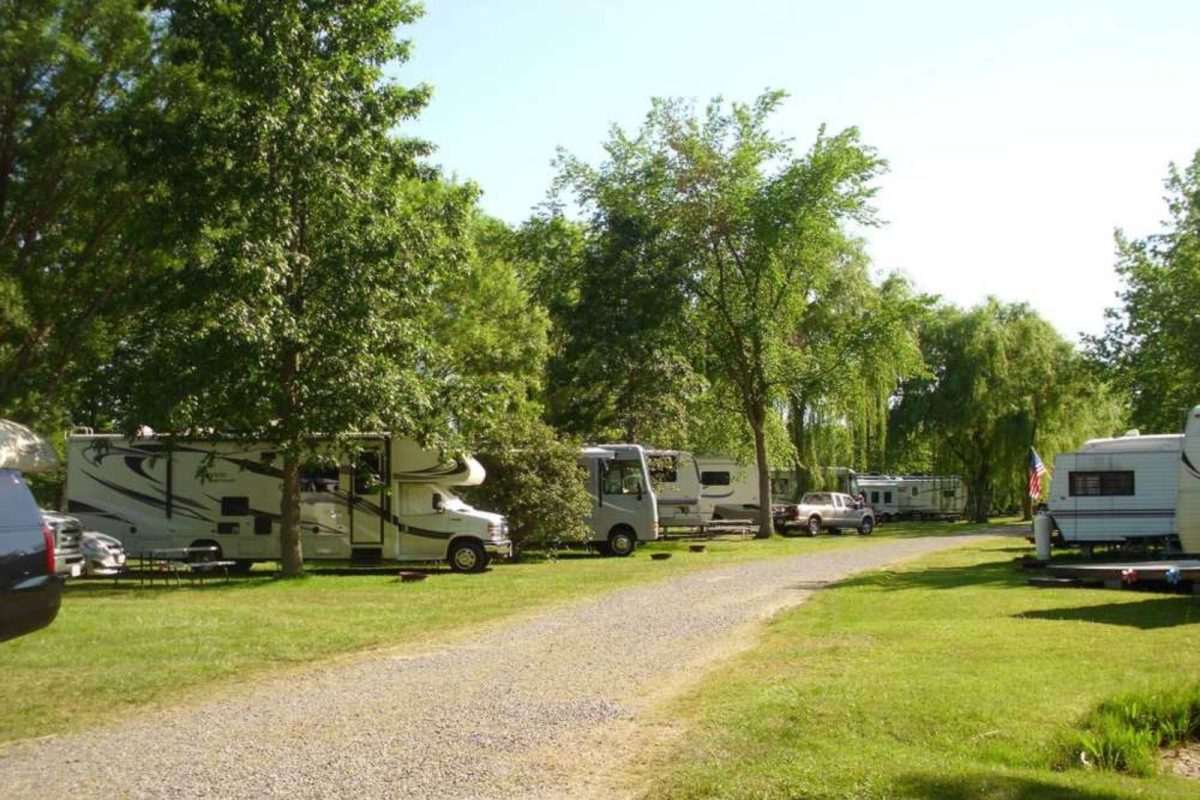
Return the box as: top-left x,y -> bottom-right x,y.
0,419 -> 59,473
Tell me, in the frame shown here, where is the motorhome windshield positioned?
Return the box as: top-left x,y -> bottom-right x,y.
602,459 -> 646,496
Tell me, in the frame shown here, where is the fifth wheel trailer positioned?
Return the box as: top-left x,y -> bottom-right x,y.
66,433 -> 511,573
1047,406 -> 1200,553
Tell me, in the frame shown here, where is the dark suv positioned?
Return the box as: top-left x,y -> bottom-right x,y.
1,468 -> 62,642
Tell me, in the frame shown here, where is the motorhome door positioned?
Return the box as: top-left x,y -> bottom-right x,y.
346,444 -> 386,547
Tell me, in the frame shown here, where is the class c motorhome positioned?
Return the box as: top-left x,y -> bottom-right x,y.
1047,406 -> 1200,553
66,433 -> 511,572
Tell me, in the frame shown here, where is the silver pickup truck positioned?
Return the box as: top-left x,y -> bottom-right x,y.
778,491 -> 875,536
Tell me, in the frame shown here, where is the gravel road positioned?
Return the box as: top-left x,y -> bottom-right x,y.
0,534 -> 987,800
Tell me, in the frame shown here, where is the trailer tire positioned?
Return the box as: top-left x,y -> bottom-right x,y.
608,527 -> 637,557
858,517 -> 874,536
448,539 -> 488,573
806,516 -> 821,537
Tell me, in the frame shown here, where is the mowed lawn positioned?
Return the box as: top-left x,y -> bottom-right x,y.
639,538 -> 1200,800
0,519 -> 1001,744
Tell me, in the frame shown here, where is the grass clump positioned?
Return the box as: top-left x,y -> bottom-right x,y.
1060,684 -> 1200,775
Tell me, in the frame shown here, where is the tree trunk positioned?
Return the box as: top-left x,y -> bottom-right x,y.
971,465 -> 990,524
279,449 -> 304,576
752,419 -> 772,539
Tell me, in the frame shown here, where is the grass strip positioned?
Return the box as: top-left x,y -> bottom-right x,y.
640,538 -> 1200,800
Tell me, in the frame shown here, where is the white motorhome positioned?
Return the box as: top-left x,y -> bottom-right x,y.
66,433 -> 511,573
578,445 -> 659,555
856,474 -> 968,522
1048,407 -> 1200,553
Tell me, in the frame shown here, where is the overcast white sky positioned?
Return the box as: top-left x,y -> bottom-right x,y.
400,0 -> 1200,342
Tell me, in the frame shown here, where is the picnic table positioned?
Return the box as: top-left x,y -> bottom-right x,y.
129,546 -> 236,586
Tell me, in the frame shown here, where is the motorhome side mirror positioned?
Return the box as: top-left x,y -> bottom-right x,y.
432,493 -> 445,512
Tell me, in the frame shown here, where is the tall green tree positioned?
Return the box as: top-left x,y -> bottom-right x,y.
1089,150 -> 1200,432
562,93 -> 886,537
0,0 -> 167,430
891,300 -> 1121,522
115,0 -> 456,576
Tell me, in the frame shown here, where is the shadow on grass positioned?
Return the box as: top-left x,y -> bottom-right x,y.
1018,597 -> 1200,629
833,552 -> 1027,593
896,772 -> 1131,800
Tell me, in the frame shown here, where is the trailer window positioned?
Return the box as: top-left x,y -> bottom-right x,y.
942,490 -> 956,498
221,496 -> 250,516
884,491 -> 892,504
870,491 -> 879,504
300,462 -> 339,493
1069,471 -> 1135,496
603,460 -> 645,495
701,471 -> 731,486
911,487 -> 919,496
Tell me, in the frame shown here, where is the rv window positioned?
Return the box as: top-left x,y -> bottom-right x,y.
254,516 -> 272,535
353,451 -> 382,495
220,496 -> 250,516
701,471 -> 731,486
602,460 -> 645,495
911,487 -> 919,496
1069,471 -> 1135,496
942,490 -> 956,498
300,462 -> 339,493
217,522 -> 239,535
884,491 -> 892,504
647,455 -> 678,485
870,491 -> 879,504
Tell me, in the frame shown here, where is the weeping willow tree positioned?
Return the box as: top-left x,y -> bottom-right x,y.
890,299 -> 1123,522
784,267 -> 928,497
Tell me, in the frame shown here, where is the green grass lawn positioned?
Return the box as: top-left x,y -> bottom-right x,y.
0,518 -> 1004,744
639,538 -> 1200,800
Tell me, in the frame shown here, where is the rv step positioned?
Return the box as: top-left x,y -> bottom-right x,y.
1028,576 -> 1084,588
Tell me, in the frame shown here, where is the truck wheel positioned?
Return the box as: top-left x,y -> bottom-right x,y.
608,527 -> 637,557
858,517 -> 874,536
806,516 -> 821,537
448,540 -> 487,573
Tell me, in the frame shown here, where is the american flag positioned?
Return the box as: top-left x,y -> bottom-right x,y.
1029,449 -> 1048,500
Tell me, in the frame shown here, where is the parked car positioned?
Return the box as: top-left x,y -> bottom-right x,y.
81,530 -> 127,576
41,510 -> 85,578
1,469 -> 62,642
777,491 -> 875,536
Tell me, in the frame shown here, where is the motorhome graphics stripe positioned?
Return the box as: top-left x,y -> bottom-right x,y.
66,500 -> 124,521
393,458 -> 471,480
1183,451 -> 1200,480
83,471 -> 212,522
402,526 -> 455,541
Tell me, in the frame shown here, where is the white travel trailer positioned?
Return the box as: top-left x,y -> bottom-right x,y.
694,456 -> 760,521
1048,407 -> 1200,553
66,433 -> 511,573
856,474 -> 968,521
578,445 -> 660,555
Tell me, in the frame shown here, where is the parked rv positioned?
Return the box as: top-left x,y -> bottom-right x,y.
1047,407 -> 1200,553
66,433 -> 511,573
694,456 -> 760,521
856,474 -> 967,522
578,445 -> 660,555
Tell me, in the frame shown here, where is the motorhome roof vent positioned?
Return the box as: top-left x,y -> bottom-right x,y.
1124,429 -> 1141,438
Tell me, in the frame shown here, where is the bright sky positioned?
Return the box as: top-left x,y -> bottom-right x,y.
401,0 -> 1200,341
